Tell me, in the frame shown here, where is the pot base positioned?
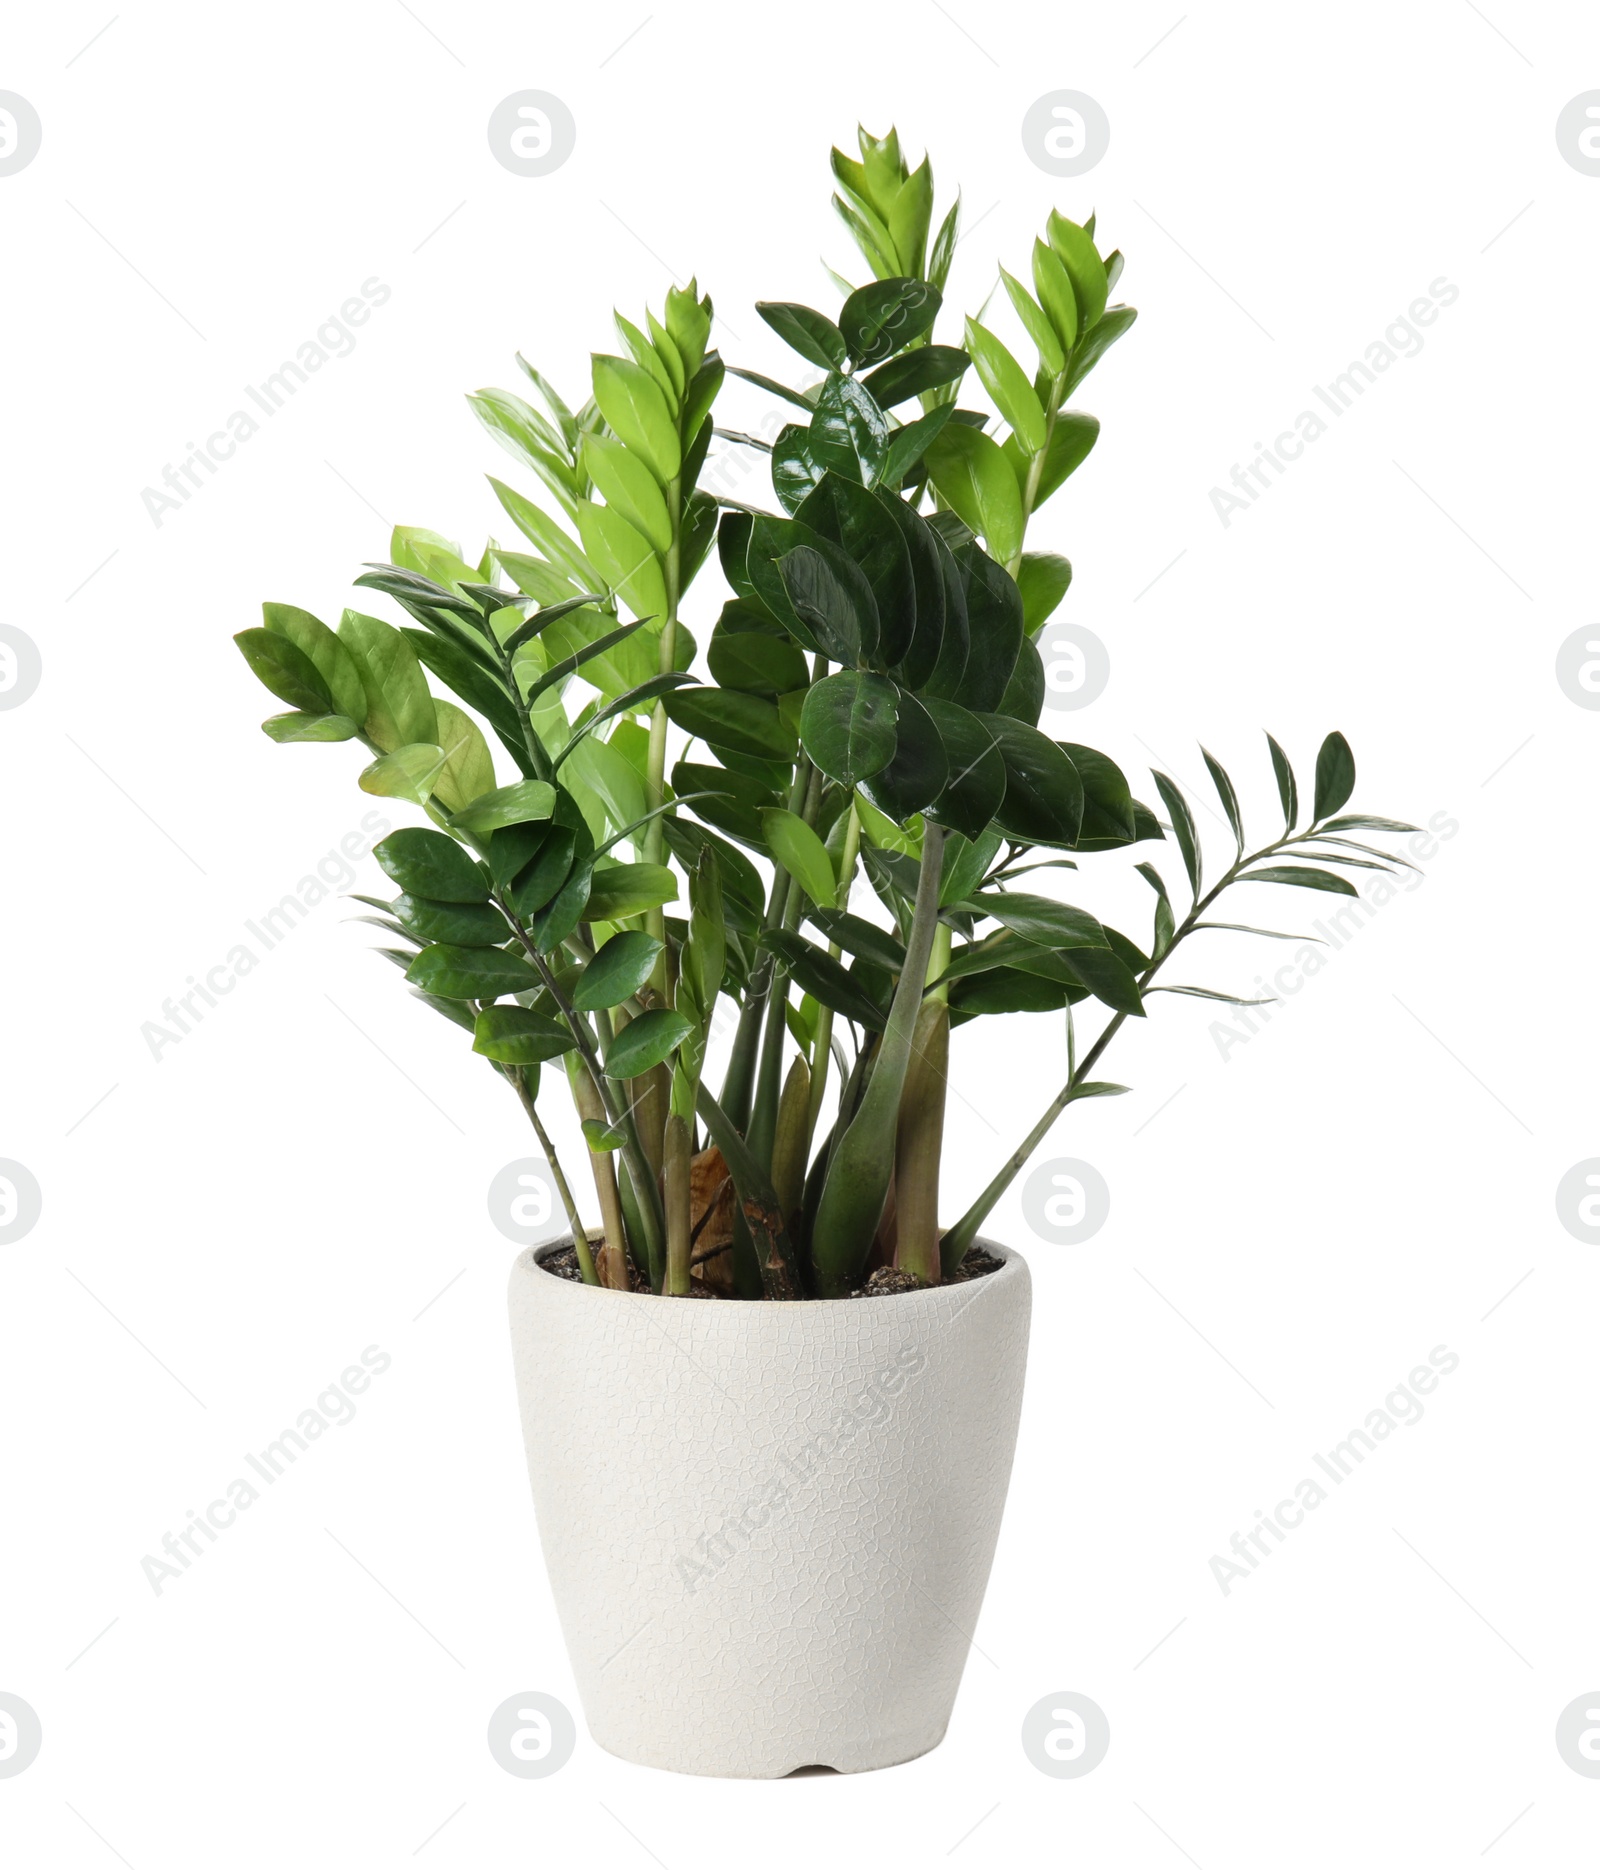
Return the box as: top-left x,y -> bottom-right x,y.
590,1719 -> 948,1779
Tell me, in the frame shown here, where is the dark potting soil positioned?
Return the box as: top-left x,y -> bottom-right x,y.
537,1243 -> 1004,1297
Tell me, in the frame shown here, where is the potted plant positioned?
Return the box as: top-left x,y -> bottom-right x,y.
233,127 -> 1415,1776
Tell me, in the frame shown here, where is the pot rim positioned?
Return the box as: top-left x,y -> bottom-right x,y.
513,1234 -> 1025,1314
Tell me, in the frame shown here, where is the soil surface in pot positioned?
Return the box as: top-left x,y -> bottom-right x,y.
538,1241 -> 1003,1297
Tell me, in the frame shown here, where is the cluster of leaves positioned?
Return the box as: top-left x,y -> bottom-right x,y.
233,126 -> 1415,1306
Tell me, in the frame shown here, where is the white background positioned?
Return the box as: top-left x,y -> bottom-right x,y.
3,2 -> 1598,1863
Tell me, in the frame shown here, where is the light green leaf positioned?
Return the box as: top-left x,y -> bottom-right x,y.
584,861 -> 678,922
359,742 -> 449,805
591,355 -> 682,484
338,609 -> 438,750
573,502 -> 669,623
924,423 -> 1024,568
450,779 -> 557,840
581,434 -> 673,555
431,700 -> 496,812
261,711 -> 359,743
964,317 -> 1048,455
999,268 -> 1065,378
760,808 -> 837,909
262,603 -> 367,722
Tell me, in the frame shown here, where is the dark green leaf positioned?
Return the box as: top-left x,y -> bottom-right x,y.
406,942 -> 539,1000
604,1007 -> 694,1077
840,277 -> 940,367
1135,861 -> 1177,959
1241,865 -> 1359,897
725,365 -> 815,411
861,690 -> 948,824
1016,553 -> 1073,636
670,759 -> 780,846
756,301 -> 849,372
555,673 -> 698,768
1200,748 -> 1244,858
410,989 -> 479,1035
951,543 -> 1023,713
1192,920 -> 1318,941
878,403 -> 956,491
912,521 -> 967,699
761,931 -> 887,1030
573,930 -> 663,1012
663,686 -> 796,762
983,715 -> 1083,845
502,592 -> 611,658
922,699 -> 1005,840
939,828 -> 1002,909
778,544 -> 868,665
862,345 -> 970,407
707,625 -> 809,697
770,422 -> 825,515
354,562 -> 481,623
1148,986 -> 1277,1005
532,860 -> 593,951
394,894 -> 511,946
809,373 -> 889,485
951,967 -> 1074,1018
793,474 -> 910,666
507,825 -> 577,918
1266,733 -> 1299,834
1313,732 -> 1356,822
472,1004 -> 575,1063
802,908 -> 907,974
1151,772 -> 1201,898
1061,742 -> 1137,846
799,670 -> 899,787
1318,813 -> 1421,834
995,639 -> 1045,726
374,829 -> 487,903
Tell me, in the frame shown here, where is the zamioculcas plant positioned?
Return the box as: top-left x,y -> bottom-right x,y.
234,126 -> 1418,1777
234,127 -> 1414,1306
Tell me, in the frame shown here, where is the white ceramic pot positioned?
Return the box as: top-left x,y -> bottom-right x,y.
506,1237 -> 1031,1777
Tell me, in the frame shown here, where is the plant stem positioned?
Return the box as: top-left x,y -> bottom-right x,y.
719,750 -> 815,1128
663,1111 -> 692,1295
642,472 -> 683,953
1005,365 -> 1068,579
748,761 -> 822,1168
804,799 -> 862,1148
809,823 -> 947,1296
894,923 -> 950,1285
695,1081 -> 803,1299
496,891 -> 667,1285
565,1057 -> 633,1289
509,1067 -> 598,1285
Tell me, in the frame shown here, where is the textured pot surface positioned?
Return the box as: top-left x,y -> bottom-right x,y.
507,1239 -> 1031,1777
